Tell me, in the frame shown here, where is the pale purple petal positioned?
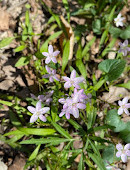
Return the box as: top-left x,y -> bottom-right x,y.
72,107 -> 79,118
48,45 -> 53,54
123,50 -> 128,56
124,143 -> 130,150
125,150 -> 130,157
40,107 -> 50,114
53,51 -> 60,57
30,114 -> 38,123
125,103 -> 130,108
51,57 -> 57,63
42,74 -> 50,78
74,83 -> 80,89
45,57 -> 51,64
77,103 -> 86,109
30,93 -> 37,99
52,69 -> 56,74
53,75 -> 60,81
116,151 -> 122,158
49,76 -> 54,82
118,107 -> 123,115
58,98 -> 66,104
36,101 -> 42,111
75,77 -> 84,83
64,81 -> 72,89
70,70 -> 76,79
63,103 -> 68,109
62,76 -> 70,82
45,65 -> 52,74
122,97 -> 128,104
42,52 -> 49,57
39,115 -> 47,122
27,106 -> 36,114
38,95 -> 45,101
124,40 -> 128,46
124,108 -> 129,115
66,113 -> 70,119
121,154 -> 127,163
59,112 -> 65,117
118,100 -> 122,106
116,143 -> 123,151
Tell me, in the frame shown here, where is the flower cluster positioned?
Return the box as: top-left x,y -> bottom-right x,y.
42,45 -> 60,82
116,143 -> 130,163
118,40 -> 130,56
59,70 -> 91,119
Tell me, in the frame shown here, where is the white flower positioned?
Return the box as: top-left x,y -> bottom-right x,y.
42,45 -> 60,64
114,13 -> 125,27
116,143 -> 130,163
118,97 -> 130,115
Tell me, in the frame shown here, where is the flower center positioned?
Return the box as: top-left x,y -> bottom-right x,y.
36,111 -> 41,116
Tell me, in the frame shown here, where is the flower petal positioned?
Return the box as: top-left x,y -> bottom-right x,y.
74,77 -> 84,83
124,143 -> 130,150
27,106 -> 36,114
70,70 -> 76,79
40,107 -> 50,114
118,107 -> 123,115
39,115 -> 47,122
45,65 -> 51,74
122,97 -> 128,104
49,76 -> 54,82
116,143 -> 123,151
53,51 -> 60,57
58,98 -> 66,104
125,150 -> 130,157
118,100 -> 122,106
30,114 -> 38,123
66,113 -> 70,119
42,74 -> 50,78
121,154 -> 127,163
77,103 -> 86,109
72,107 -> 79,118
124,108 -> 129,115
64,81 -> 72,89
116,151 -> 122,158
36,101 -> 42,111
38,95 -> 45,102
51,57 -> 57,63
42,52 -> 49,57
53,75 -> 60,81
45,57 -> 51,64
124,40 -> 128,46
59,112 -> 65,117
48,45 -> 53,54
62,76 -> 70,82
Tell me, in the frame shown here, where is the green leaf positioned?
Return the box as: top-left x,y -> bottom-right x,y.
40,31 -> 62,52
25,10 -> 30,27
15,56 -> 30,67
14,45 -> 26,52
20,137 -> 73,145
4,130 -> 27,136
28,144 -> 41,161
62,0 -> 70,22
106,109 -> 130,142
120,26 -> 130,39
82,36 -> 96,56
93,79 -> 105,91
62,40 -> 70,72
18,127 -> 56,136
78,153 -> 84,170
98,59 -> 126,81
102,144 -> 115,164
116,81 -> 130,90
109,26 -> 122,38
51,121 -> 72,139
99,30 -> 108,49
88,153 -> 106,170
92,19 -> 101,35
101,38 -> 116,57
0,37 -> 15,48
